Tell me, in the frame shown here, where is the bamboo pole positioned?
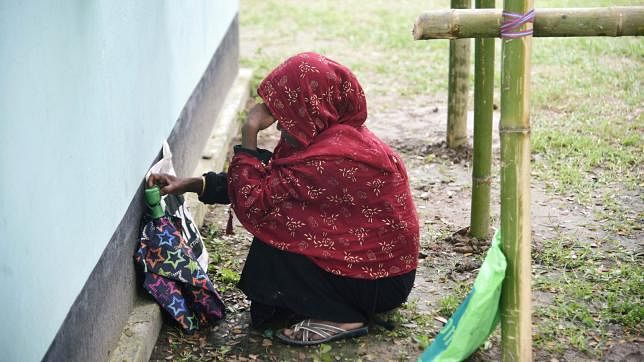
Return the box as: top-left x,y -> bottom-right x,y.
499,0 -> 532,360
469,0 -> 495,240
413,6 -> 644,39
446,0 -> 471,148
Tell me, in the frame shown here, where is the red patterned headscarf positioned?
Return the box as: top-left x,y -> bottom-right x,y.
228,52 -> 419,279
258,52 -> 367,149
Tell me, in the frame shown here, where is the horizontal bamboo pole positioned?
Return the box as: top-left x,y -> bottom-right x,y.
413,6 -> 644,39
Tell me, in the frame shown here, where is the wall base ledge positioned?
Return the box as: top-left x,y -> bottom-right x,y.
108,68 -> 251,362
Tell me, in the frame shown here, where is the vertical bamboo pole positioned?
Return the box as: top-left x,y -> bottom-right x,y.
447,0 -> 471,148
469,0 -> 496,239
499,0 -> 533,359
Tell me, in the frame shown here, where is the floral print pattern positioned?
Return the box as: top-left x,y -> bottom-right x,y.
228,52 -> 419,279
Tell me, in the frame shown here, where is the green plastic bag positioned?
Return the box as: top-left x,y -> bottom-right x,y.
419,230 -> 506,362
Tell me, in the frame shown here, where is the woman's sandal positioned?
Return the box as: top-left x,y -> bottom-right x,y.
276,319 -> 369,346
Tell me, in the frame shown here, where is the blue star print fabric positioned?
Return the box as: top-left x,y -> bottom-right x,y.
135,216 -> 225,332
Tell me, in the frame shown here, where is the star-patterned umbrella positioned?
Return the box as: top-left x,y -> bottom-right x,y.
135,186 -> 225,332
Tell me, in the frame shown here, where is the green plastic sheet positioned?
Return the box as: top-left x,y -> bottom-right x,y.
419,230 -> 506,362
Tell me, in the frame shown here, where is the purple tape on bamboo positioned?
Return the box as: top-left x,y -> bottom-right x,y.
500,9 -> 535,39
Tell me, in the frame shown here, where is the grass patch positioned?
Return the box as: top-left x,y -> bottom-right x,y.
436,281 -> 472,318
533,236 -> 643,357
529,34 -> 643,235
532,236 -> 595,270
241,0 -> 452,98
201,224 -> 242,291
216,268 -> 241,292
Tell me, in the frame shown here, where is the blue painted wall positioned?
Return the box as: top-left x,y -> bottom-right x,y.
0,1 -> 238,360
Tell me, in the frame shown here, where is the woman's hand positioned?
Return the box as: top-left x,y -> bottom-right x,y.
242,103 -> 276,150
147,173 -> 203,196
246,103 -> 276,131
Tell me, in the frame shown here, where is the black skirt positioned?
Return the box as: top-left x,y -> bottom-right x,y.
237,237 -> 415,327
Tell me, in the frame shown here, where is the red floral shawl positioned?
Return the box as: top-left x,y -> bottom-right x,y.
228,52 -> 419,279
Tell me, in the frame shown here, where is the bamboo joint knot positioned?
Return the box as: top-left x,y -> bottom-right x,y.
473,176 -> 493,185
499,127 -> 531,134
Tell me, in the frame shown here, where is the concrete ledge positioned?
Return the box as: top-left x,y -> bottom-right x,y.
109,68 -> 251,362
108,301 -> 162,362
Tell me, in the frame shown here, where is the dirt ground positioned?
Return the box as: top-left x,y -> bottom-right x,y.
149,90 -> 642,361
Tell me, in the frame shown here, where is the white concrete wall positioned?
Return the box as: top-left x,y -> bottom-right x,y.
0,1 -> 238,360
